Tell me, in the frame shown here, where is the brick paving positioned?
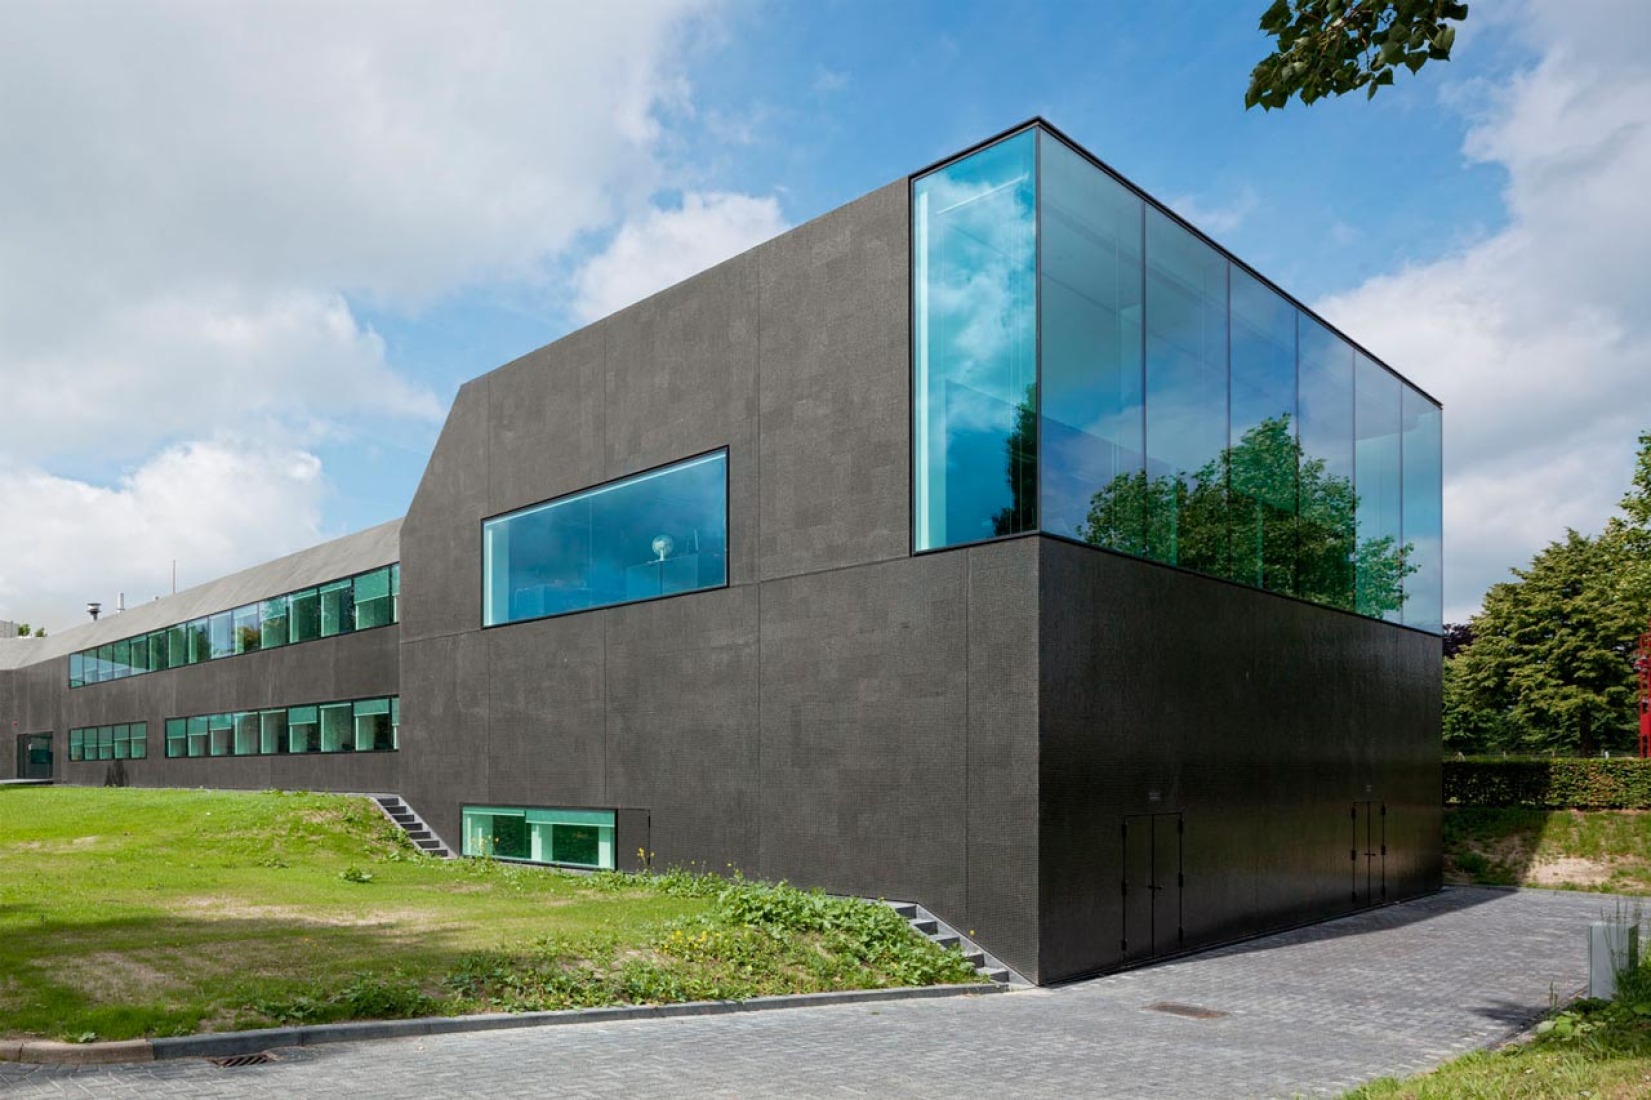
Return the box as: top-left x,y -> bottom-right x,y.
0,887 -> 1621,1098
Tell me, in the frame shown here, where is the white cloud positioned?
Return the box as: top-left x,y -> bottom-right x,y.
572,192 -> 788,322
0,1 -> 777,627
0,440 -> 326,629
1317,0 -> 1651,623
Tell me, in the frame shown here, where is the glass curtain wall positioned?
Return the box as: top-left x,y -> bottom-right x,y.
461,806 -> 616,869
910,125 -> 1443,632
912,129 -> 1038,551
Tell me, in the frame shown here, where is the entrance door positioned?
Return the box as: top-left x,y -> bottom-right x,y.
1121,811 -> 1183,962
1351,800 -> 1386,907
16,733 -> 52,780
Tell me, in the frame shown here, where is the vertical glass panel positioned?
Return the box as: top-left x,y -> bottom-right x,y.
69,652 -> 84,689
319,580 -> 354,638
1227,266 -> 1299,594
187,715 -> 209,757
1402,385 -> 1443,634
233,604 -> 261,655
483,451 -> 730,625
319,702 -> 353,752
208,713 -> 233,756
1143,209 -> 1229,575
1296,316 -> 1357,611
98,726 -> 114,760
1038,136 -> 1147,551
168,624 -> 188,669
288,588 -> 320,643
113,724 -> 130,760
390,563 -> 401,623
233,711 -> 260,755
166,718 -> 186,758
912,128 -> 1038,550
1355,355 -> 1405,621
147,630 -> 168,673
69,729 -> 83,761
188,618 -> 211,664
131,723 -> 147,759
111,640 -> 130,680
353,697 -> 393,752
208,612 -> 234,659
259,708 -> 288,755
287,705 -> 320,754
462,808 -> 531,860
130,635 -> 150,675
260,595 -> 289,649
390,696 -> 400,751
353,568 -> 393,630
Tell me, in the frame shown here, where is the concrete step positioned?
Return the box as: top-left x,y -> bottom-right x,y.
889,903 -> 917,919
962,950 -> 985,969
983,968 -> 1010,984
934,933 -> 960,950
405,829 -> 431,842
912,919 -> 938,935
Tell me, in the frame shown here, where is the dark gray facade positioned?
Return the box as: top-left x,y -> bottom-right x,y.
0,132 -> 1441,984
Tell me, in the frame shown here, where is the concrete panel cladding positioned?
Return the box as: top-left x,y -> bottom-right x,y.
1037,538 -> 1442,983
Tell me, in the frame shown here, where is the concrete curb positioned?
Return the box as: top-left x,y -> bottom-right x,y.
3,982 -> 1005,1065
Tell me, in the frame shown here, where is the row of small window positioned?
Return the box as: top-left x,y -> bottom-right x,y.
164,697 -> 399,758
461,806 -> 616,870
68,723 -> 148,761
70,565 -> 400,688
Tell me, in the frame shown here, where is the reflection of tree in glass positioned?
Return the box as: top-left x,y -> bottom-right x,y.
1076,415 -> 1411,617
991,385 -> 1038,537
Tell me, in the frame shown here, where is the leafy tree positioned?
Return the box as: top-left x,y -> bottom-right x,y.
12,622 -> 44,638
991,385 -> 1038,537
1077,415 -> 1408,616
1448,433 -> 1651,756
1441,622 -> 1473,659
1246,0 -> 1470,110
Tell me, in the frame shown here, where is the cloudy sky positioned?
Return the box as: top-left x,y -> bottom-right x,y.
0,0 -> 1645,632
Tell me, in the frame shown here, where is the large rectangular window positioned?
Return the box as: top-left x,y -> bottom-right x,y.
483,450 -> 729,626
1402,385 -> 1444,634
912,128 -> 1038,551
1355,355 -> 1405,622
461,806 -> 616,870
70,723 -> 146,762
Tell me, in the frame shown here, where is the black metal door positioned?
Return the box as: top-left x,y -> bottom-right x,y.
1351,800 -> 1386,907
16,733 -> 52,780
1121,811 -> 1183,961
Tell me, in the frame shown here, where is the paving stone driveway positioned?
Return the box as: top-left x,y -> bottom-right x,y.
0,887 -> 1622,1099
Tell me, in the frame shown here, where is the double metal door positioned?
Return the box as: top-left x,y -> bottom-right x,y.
1352,800 -> 1386,907
1121,811 -> 1183,962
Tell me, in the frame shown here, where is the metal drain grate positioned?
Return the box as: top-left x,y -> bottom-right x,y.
1145,1002 -> 1229,1020
210,1052 -> 276,1068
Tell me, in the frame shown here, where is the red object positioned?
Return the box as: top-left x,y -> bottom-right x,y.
1638,622 -> 1651,758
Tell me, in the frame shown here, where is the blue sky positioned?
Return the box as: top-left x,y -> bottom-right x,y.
1,0 -> 1646,631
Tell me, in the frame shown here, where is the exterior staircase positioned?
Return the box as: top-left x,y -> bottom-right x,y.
886,900 -> 1027,987
370,794 -> 455,859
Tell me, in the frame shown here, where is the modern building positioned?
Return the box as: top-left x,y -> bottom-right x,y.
0,120 -> 1442,984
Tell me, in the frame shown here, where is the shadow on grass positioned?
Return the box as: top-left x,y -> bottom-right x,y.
0,909 -> 508,1042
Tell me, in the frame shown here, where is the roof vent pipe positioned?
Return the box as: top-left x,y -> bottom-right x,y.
87,602 -> 101,622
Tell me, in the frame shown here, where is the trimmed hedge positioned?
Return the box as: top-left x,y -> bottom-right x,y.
1445,757 -> 1651,809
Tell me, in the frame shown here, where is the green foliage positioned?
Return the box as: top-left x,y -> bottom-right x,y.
1078,416 -> 1405,614
1447,433 -> 1651,756
338,866 -> 374,884
1444,758 -> 1651,809
1247,0 -> 1469,111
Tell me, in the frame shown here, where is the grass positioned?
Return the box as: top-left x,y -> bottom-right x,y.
0,787 -> 979,1042
1445,807 -> 1651,893
1348,966 -> 1651,1099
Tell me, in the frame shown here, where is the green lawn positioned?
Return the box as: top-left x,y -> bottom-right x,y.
0,787 -> 978,1042
1446,807 -> 1651,893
